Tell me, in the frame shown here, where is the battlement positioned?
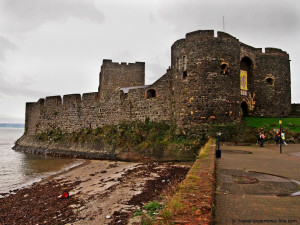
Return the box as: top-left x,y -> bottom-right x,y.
82,92 -> 99,103
172,30 -> 240,50
45,96 -> 62,106
26,102 -> 37,108
240,42 -> 262,54
264,48 -> 289,57
171,39 -> 186,53
38,98 -> 45,105
34,92 -> 100,107
186,30 -> 215,41
217,31 -> 239,42
101,59 -> 145,70
63,94 -> 81,105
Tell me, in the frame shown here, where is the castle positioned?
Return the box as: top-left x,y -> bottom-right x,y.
24,30 -> 291,135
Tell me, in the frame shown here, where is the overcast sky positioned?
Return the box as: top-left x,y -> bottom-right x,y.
0,0 -> 299,123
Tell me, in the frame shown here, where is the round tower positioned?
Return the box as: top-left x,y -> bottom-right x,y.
253,48 -> 291,117
171,30 -> 241,127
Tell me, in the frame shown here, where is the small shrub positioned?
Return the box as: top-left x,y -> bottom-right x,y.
134,210 -> 144,217
161,210 -> 172,219
144,201 -> 162,216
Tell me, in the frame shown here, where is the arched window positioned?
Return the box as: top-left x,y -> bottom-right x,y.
146,89 -> 156,99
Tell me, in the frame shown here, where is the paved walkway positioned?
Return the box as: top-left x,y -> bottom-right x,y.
214,143 -> 300,225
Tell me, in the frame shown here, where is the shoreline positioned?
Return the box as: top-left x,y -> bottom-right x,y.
0,158 -> 86,198
0,158 -> 191,224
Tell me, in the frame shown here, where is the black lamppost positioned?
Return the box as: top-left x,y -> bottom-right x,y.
216,132 -> 223,158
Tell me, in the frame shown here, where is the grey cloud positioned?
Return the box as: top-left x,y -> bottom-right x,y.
159,0 -> 299,37
0,73 -> 50,99
0,0 -> 105,34
0,36 -> 17,60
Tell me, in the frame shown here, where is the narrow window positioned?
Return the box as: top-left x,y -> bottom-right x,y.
146,89 -> 156,99
266,77 -> 274,85
183,56 -> 187,71
120,90 -> 128,100
220,62 -> 229,75
176,58 -> 179,72
183,56 -> 187,79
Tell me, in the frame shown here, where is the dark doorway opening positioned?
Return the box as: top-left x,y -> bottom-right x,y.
241,101 -> 248,116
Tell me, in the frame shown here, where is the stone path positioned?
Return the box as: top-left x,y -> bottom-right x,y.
214,143 -> 300,225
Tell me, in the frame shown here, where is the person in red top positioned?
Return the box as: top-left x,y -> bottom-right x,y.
276,129 -> 281,144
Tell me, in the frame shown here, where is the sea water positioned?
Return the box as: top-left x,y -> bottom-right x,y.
0,127 -> 82,195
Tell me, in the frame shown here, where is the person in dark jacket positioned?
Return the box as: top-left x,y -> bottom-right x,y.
259,132 -> 265,147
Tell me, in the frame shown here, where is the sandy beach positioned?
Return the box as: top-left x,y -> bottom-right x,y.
0,159 -> 190,225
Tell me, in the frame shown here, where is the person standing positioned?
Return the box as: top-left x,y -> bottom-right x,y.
276,129 -> 281,144
281,131 -> 287,146
259,132 -> 265,147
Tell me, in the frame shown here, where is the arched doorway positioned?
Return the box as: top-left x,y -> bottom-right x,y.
241,101 -> 248,116
240,57 -> 254,97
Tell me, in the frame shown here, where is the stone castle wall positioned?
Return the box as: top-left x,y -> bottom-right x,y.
25,62 -> 173,135
24,30 -> 291,135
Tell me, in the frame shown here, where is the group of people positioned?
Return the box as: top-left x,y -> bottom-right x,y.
258,130 -> 287,147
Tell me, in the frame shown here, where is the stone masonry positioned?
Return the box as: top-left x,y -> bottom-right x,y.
24,30 -> 291,135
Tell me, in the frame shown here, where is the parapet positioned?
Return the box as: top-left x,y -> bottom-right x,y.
217,31 -> 239,42
63,94 -> 81,105
240,42 -> 262,54
186,30 -> 215,42
26,102 -> 38,109
45,96 -> 62,106
171,38 -> 186,51
38,98 -> 45,105
173,30 -> 240,47
101,59 -> 145,70
264,48 -> 289,57
82,92 -> 99,103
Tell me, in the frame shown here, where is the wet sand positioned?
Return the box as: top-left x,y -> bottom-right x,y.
0,160 -> 190,225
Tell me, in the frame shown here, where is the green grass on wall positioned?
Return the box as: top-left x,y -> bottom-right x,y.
245,117 -> 300,132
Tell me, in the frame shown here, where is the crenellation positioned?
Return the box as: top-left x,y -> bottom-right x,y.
82,92 -> 99,102
45,96 -> 62,106
63,94 -> 81,105
264,47 -> 288,55
217,31 -> 238,41
24,30 -> 291,135
38,98 -> 45,105
186,30 -> 215,41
